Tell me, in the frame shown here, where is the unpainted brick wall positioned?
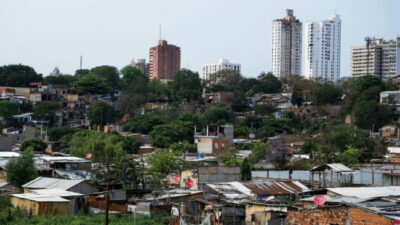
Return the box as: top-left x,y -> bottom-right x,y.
286,206 -> 348,225
349,208 -> 392,225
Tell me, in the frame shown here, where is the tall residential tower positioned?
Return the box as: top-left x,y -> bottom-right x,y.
149,40 -> 181,80
304,14 -> 341,82
271,9 -> 302,77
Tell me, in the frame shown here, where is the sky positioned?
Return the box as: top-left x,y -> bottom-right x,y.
0,0 -> 399,78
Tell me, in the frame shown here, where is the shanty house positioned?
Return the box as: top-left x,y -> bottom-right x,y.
310,163 -> 355,188
22,177 -> 99,195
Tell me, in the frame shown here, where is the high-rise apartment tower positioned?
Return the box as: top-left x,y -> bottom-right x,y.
271,9 -> 302,77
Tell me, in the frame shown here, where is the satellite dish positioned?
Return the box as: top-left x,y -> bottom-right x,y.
186,179 -> 194,188
392,220 -> 400,225
314,195 -> 326,206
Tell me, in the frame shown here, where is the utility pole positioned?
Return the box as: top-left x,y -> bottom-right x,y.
105,183 -> 110,225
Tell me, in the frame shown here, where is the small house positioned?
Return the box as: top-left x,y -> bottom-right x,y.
22,177 -> 99,195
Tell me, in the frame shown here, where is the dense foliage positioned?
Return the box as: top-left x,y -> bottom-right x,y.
5,149 -> 37,187
87,101 -> 118,128
20,138 -> 47,152
0,64 -> 42,87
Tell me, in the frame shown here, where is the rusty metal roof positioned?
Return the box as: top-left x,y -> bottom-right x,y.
244,181 -> 309,195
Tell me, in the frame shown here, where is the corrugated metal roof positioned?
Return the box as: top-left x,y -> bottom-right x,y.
39,156 -> 89,164
388,147 -> 400,154
244,181 -> 310,195
22,177 -> 83,190
0,152 -> 20,158
301,195 -> 369,204
327,186 -> 400,198
310,163 -> 354,172
12,193 -> 70,202
31,189 -> 83,197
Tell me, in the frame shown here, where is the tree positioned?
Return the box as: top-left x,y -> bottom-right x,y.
201,107 -> 234,125
87,101 -> 117,128
74,69 -> 90,79
147,79 -> 170,102
254,104 -> 276,115
48,127 -> 76,141
149,120 -> 194,148
291,86 -> 304,106
170,69 -> 202,102
91,65 -> 120,90
256,72 -> 282,93
169,141 -> 197,153
312,82 -> 342,105
230,89 -> 247,112
0,64 -> 42,87
0,101 -> 19,118
208,70 -> 243,87
147,148 -> 186,175
43,75 -> 77,87
5,148 -> 37,187
122,113 -> 164,134
336,145 -> 361,166
266,137 -> 290,169
240,158 -> 251,181
75,74 -> 111,95
20,138 -> 47,152
33,101 -> 60,125
249,142 -> 268,164
352,100 -> 394,130
120,66 -> 149,114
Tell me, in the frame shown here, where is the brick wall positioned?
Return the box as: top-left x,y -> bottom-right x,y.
350,208 -> 392,225
287,206 -> 394,225
287,206 -> 348,225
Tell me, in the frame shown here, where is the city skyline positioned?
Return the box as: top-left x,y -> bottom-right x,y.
0,0 -> 399,78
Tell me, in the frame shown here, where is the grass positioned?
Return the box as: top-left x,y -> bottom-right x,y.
5,214 -> 170,225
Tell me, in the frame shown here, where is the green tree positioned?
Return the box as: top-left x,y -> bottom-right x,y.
256,72 -> 282,93
122,113 -> 164,134
75,74 -> 111,95
149,120 -> 194,148
0,64 -> 42,87
33,101 -> 60,125
5,149 -> 38,187
20,138 -> 47,152
147,148 -> 186,175
240,158 -> 252,181
231,89 -> 247,112
201,107 -> 234,125
291,86 -> 304,106
336,145 -> 361,166
312,82 -> 342,105
169,141 -> 197,153
74,69 -> 90,79
47,127 -> 76,141
0,101 -> 19,118
87,101 -> 117,128
170,69 -> 202,102
43,75 -> 77,87
91,65 -> 120,90
249,142 -> 268,164
120,66 -> 149,114
147,79 -> 170,102
254,104 -> 276,115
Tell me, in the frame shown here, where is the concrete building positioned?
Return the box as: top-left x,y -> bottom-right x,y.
271,9 -> 302,78
351,37 -> 399,80
202,58 -> 241,81
351,38 -> 383,77
131,58 -> 149,76
397,36 -> 400,75
304,14 -> 341,82
149,40 -> 181,80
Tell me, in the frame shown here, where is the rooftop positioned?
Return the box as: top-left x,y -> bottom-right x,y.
22,177 -> 84,190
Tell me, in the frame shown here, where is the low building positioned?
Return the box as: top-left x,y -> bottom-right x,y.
22,177 -> 99,195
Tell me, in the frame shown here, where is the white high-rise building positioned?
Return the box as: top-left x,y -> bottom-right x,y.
304,14 -> 341,82
271,9 -> 302,78
202,59 -> 241,81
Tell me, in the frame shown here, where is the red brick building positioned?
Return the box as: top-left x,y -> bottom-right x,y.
149,40 -> 181,80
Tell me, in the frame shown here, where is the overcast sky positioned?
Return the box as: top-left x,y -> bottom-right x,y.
0,0 -> 399,78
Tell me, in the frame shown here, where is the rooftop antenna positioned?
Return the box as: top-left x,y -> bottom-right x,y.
80,55 -> 83,70
159,24 -> 162,41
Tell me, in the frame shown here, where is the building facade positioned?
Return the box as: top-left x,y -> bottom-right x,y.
271,9 -> 302,78
149,40 -> 181,80
304,14 -> 341,82
131,58 -> 149,76
351,37 -> 399,80
202,59 -> 241,81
